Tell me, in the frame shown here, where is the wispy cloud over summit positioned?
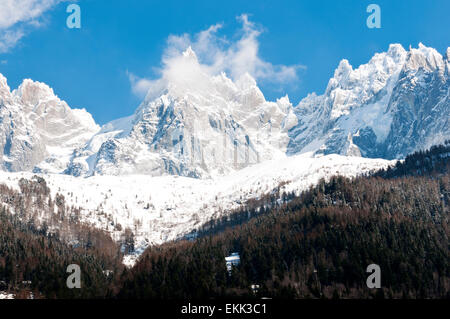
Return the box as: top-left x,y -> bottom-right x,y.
128,14 -> 305,98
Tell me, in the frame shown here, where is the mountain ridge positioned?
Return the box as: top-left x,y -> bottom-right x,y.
0,43 -> 448,177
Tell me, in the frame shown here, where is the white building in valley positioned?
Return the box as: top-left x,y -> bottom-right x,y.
225,252 -> 240,274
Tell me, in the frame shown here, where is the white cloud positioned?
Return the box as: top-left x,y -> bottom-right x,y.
127,71 -> 158,99
129,14 -> 305,98
0,0 -> 62,53
0,29 -> 25,53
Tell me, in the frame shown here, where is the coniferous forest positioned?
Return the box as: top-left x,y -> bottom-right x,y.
0,142 -> 449,299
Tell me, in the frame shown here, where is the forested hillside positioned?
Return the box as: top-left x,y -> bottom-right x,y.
119,144 -> 449,299
374,140 -> 450,178
0,177 -> 124,298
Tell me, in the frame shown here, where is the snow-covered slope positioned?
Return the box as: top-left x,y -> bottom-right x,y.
65,48 -> 297,178
288,43 -> 450,159
0,152 -> 393,265
0,74 -> 100,173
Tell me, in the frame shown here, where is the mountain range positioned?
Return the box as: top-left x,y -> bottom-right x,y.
0,43 -> 448,178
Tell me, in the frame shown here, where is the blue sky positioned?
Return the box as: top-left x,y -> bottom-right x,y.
0,0 -> 448,124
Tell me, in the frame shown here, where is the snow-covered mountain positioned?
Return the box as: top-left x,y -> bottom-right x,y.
0,44 -> 448,177
64,43 -> 449,178
288,43 -> 450,159
0,74 -> 99,173
65,48 -> 297,178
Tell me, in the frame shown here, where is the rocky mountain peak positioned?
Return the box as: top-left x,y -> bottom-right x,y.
0,73 -> 99,173
182,46 -> 198,60
404,42 -> 445,72
288,43 -> 449,159
15,79 -> 56,106
0,73 -> 11,100
386,43 -> 407,60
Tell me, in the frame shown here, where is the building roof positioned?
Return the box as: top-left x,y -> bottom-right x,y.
225,252 -> 240,262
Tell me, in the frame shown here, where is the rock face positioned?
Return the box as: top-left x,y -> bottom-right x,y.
0,43 -> 449,177
0,75 -> 99,173
288,43 -> 450,159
